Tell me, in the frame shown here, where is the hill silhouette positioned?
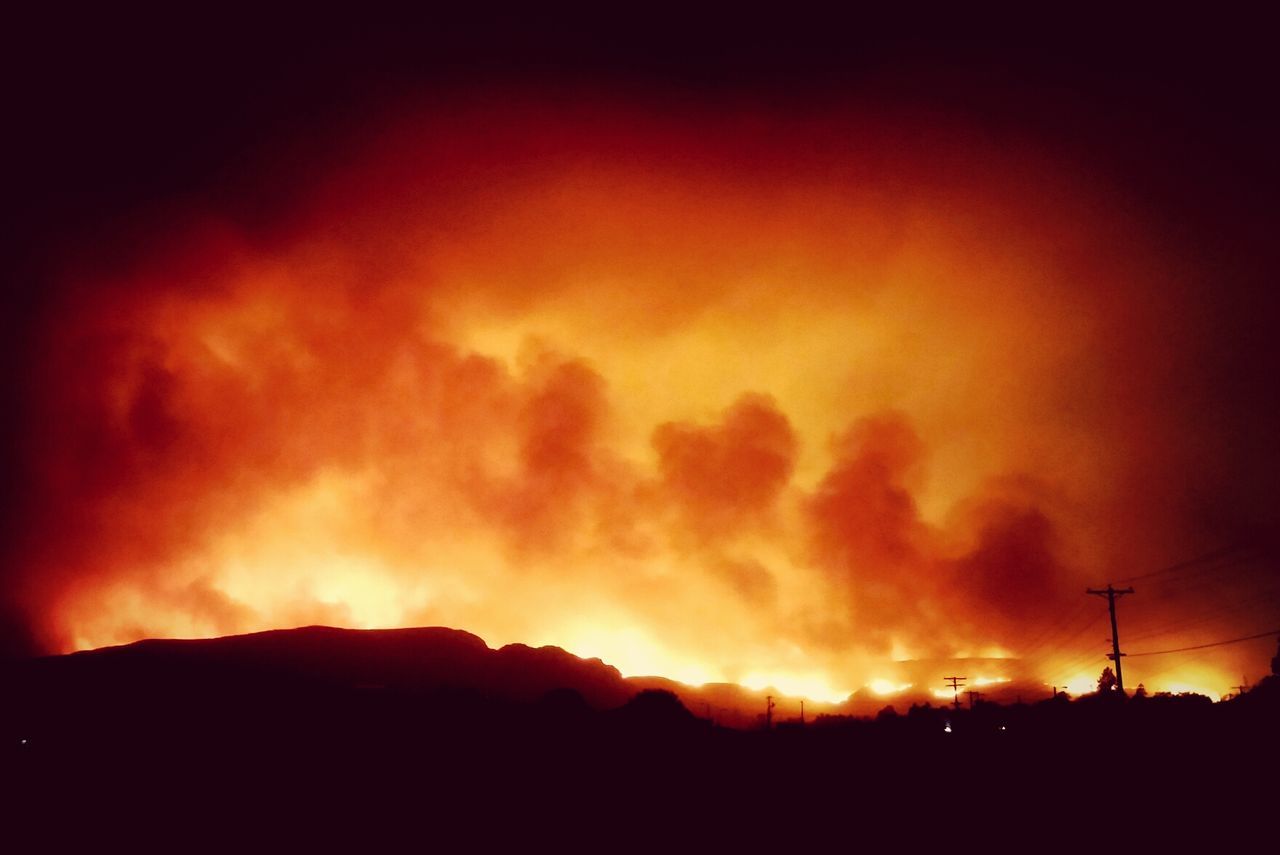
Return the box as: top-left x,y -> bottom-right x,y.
11,624 -> 847,727
5,625 -> 1278,841
11,625 -> 634,707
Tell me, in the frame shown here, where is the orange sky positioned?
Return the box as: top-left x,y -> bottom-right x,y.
8,96 -> 1278,701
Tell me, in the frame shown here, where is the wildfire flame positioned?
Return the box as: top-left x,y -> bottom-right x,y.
7,99 -> 1267,701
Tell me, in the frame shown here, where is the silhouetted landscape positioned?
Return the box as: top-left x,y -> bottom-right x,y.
6,7 -> 1280,845
7,626 -> 1278,838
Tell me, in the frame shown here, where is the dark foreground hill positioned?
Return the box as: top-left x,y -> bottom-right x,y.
4,626 -> 1278,843
10,624 -> 638,708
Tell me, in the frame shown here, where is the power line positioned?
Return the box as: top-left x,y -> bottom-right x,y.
1137,560 -> 1270,610
1052,640 -> 1112,679
1017,600 -> 1093,659
1016,545 -> 1268,672
1142,553 -> 1264,590
1124,589 -> 1280,643
1127,629 -> 1280,657
1026,615 -> 1110,678
1018,601 -> 1111,655
1113,544 -> 1247,584
1018,614 -> 1111,675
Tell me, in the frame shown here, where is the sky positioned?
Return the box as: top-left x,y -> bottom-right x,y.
2,8 -> 1278,699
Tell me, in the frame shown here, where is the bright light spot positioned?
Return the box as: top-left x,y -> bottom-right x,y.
741,672 -> 849,704
1062,674 -> 1098,696
554,624 -> 719,687
867,679 -> 913,696
973,676 -> 1010,687
943,724 -> 952,733
307,557 -> 410,628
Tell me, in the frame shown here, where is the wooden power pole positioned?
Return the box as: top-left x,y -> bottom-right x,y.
1087,584 -> 1135,693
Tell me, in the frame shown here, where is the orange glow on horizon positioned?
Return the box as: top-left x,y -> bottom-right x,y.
16,100 -> 1262,703
868,679 -> 914,696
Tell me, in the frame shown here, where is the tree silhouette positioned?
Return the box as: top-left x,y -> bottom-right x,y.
1097,666 -> 1117,693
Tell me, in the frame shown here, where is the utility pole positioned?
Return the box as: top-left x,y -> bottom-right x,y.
944,676 -> 966,710
965,690 -> 982,710
1087,584 -> 1135,693
800,700 -> 805,725
1232,678 -> 1249,697
765,695 -> 776,730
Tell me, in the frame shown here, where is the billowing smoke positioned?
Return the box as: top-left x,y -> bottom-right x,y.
3,98 -> 1277,698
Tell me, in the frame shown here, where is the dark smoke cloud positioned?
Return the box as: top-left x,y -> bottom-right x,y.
2,11 -> 1277,698
654,394 -> 797,540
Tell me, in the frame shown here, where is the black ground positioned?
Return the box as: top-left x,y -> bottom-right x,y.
5,626 -> 1276,845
